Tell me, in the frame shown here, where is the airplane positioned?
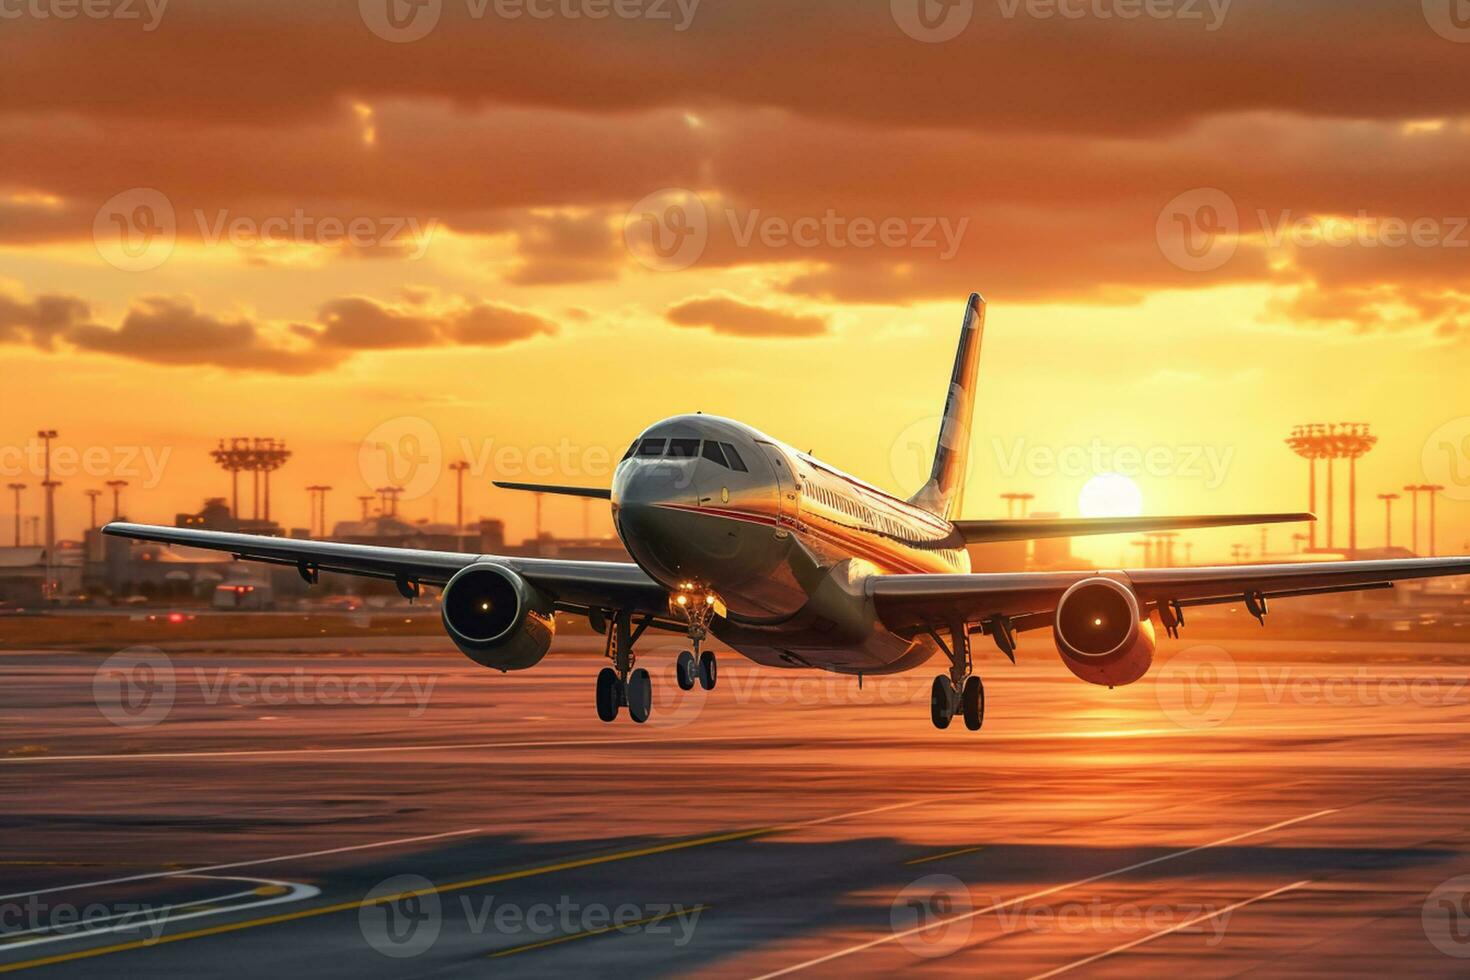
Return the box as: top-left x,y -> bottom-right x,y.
104,293 -> 1470,731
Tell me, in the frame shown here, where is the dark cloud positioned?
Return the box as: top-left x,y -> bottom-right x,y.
0,292 -> 93,348
316,296 -> 556,349
2,2 -> 1466,136
67,297 -> 344,374
666,295 -> 828,338
0,291 -> 555,374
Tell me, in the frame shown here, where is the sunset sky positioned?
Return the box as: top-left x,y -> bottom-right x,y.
2,0 -> 1468,562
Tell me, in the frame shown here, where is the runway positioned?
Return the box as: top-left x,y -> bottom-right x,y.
3,635 -> 1470,977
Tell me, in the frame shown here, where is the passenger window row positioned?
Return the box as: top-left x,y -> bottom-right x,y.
623,438 -> 748,471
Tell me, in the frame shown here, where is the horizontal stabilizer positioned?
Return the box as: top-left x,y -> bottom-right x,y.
493,481 -> 612,500
952,512 -> 1314,544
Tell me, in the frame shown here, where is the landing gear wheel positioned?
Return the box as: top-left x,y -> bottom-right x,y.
930,675 -> 954,730
627,667 -> 653,723
676,650 -> 697,691
596,667 -> 621,722
697,650 -> 718,691
962,675 -> 984,731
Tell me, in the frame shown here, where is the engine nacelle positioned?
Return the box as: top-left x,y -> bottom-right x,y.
441,563 -> 555,671
1052,576 -> 1155,687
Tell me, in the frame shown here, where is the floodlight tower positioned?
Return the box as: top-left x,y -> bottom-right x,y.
210,437 -> 254,518
251,438 -> 291,523
1286,422 -> 1376,556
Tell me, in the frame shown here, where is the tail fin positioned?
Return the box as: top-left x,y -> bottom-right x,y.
908,292 -> 984,520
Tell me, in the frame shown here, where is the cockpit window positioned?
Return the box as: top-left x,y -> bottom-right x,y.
720,443 -> 748,472
636,438 -> 667,457
668,438 -> 700,458
700,441 -> 728,467
621,440 -> 639,461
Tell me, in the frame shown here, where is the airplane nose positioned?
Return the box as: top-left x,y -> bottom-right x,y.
613,461 -> 698,582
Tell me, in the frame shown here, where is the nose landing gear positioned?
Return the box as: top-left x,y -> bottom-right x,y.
672,586 -> 719,692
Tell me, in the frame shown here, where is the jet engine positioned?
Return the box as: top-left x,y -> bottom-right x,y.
441,563 -> 555,671
1051,576 -> 1155,687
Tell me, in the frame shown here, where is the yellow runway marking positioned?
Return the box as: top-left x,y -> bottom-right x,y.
487,904 -> 710,958
0,829 -> 769,974
0,795 -> 935,973
905,845 -> 985,866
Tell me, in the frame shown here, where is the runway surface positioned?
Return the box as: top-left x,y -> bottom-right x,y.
3,634 -> 1470,977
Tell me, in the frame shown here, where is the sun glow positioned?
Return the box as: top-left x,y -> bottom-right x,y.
1077,474 -> 1143,518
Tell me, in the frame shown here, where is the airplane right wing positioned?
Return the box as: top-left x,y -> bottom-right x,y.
870,555 -> 1470,637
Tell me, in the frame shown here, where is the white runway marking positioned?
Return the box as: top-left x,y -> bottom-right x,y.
0,827 -> 483,902
748,808 -> 1338,979
0,875 -> 320,952
1022,879 -> 1313,979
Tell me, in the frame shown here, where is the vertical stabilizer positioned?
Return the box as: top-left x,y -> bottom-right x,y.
908,293 -> 984,520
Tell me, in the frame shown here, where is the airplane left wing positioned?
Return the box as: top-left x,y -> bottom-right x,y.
871,555 -> 1470,636
101,522 -> 668,612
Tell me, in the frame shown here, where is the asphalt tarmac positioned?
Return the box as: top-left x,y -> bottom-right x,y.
3,633 -> 1470,977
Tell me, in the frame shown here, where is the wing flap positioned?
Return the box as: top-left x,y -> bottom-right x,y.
951,512 -> 1313,543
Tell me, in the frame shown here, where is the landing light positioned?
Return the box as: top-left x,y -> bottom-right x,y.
676,595 -> 688,606
1093,617 -> 1103,626
480,601 -> 491,611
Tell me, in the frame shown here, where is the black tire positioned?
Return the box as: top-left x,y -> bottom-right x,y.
930,675 -> 953,730
962,675 -> 984,731
698,650 -> 718,691
596,667 -> 620,722
627,667 -> 653,723
676,650 -> 697,691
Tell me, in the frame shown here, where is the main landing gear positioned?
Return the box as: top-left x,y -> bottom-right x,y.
928,621 -> 989,732
595,609 -> 652,723
595,588 -> 720,724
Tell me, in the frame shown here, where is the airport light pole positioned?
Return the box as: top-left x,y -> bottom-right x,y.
450,461 -> 470,550
1422,484 -> 1445,557
6,483 -> 24,546
37,429 -> 57,593
1377,492 -> 1399,550
106,479 -> 128,521
84,488 -> 102,529
1404,484 -> 1425,554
